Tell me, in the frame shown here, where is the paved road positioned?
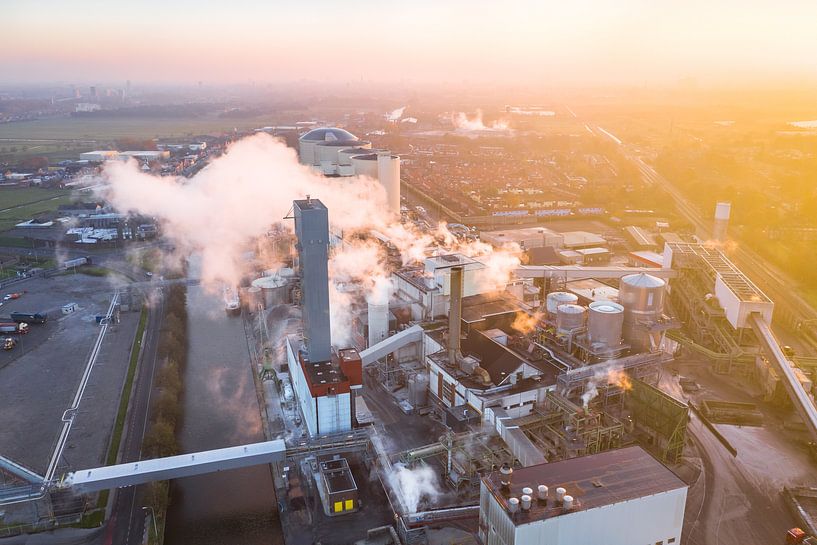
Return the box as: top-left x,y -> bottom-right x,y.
104,290 -> 163,545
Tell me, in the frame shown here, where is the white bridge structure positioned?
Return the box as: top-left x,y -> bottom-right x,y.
62,440 -> 286,494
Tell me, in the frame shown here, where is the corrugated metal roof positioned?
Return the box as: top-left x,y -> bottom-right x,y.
482,446 -> 686,525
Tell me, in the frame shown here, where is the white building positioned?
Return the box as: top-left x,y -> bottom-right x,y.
285,337 -> 362,436
478,446 -> 687,545
297,127 -> 401,217
79,150 -> 169,162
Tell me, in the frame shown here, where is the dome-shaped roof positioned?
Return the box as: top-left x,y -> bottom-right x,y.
621,273 -> 665,289
589,301 -> 624,313
299,127 -> 358,143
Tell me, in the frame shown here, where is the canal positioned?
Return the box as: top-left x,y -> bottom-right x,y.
164,258 -> 283,544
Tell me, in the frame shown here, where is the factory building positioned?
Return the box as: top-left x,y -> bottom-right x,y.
79,150 -> 170,162
298,127 -> 401,216
478,446 -> 687,545
285,198 -> 362,436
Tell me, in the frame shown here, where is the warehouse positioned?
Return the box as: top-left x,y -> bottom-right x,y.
478,446 -> 687,545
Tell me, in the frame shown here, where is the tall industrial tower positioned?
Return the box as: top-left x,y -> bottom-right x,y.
293,197 -> 332,363
713,202 -> 731,243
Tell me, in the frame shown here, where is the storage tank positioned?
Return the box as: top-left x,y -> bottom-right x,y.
408,372 -> 429,407
252,275 -> 290,307
377,151 -> 401,217
546,292 -> 578,319
619,273 -> 665,352
619,273 -> 665,324
245,286 -> 263,310
298,127 -> 359,165
367,302 -> 389,348
587,301 -> 624,352
556,304 -> 586,334
350,152 -> 380,179
338,146 -> 373,166
316,139 -> 370,174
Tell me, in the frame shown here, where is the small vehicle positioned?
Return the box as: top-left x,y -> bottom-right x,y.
2,337 -> 17,350
783,345 -> 796,358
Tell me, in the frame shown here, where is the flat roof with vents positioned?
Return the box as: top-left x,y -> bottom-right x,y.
481,446 -> 686,525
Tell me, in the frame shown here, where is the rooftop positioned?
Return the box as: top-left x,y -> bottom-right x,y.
666,242 -> 770,303
319,457 -> 357,493
482,446 -> 686,526
300,127 -> 358,143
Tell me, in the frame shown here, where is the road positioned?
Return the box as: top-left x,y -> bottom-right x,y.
105,289 -> 163,545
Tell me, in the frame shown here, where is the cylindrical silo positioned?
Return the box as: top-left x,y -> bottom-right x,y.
367,302 -> 389,348
252,275 -> 290,307
556,304 -> 586,334
298,127 -> 359,166
408,372 -> 429,407
338,145 -> 373,166
619,273 -> 665,324
587,301 -> 624,352
547,292 -> 578,319
619,273 -> 665,352
377,151 -> 401,217
245,286 -> 263,310
351,153 -> 379,179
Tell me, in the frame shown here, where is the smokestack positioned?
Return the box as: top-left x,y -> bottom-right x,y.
713,201 -> 731,242
448,266 -> 464,366
293,198 -> 332,363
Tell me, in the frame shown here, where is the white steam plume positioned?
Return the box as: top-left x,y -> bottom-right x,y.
452,109 -> 510,131
387,106 -> 406,122
99,133 -> 521,346
387,463 -> 442,514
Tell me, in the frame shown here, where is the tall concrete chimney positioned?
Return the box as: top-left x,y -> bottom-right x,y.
293,198 -> 332,363
713,202 -> 731,243
448,266 -> 464,365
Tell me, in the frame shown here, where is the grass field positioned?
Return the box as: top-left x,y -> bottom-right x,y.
0,187 -> 74,232
0,115 -> 273,163
0,115 -> 273,141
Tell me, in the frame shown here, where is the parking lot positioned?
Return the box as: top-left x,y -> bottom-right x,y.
0,271 -> 140,475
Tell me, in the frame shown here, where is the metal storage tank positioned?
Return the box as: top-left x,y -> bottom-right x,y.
338,146 -> 373,166
377,151 -> 401,217
316,139 -> 370,174
350,152 -> 379,179
367,302 -> 389,348
252,275 -> 290,307
587,301 -> 624,351
556,304 -> 586,334
246,286 -> 263,310
298,127 -> 359,166
619,273 -> 665,324
338,145 -> 374,176
546,292 -> 578,318
408,372 -> 429,407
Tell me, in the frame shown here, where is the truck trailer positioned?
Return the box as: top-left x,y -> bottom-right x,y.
0,322 -> 29,334
10,312 -> 47,325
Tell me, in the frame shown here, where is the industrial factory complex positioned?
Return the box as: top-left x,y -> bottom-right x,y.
2,120 -> 817,545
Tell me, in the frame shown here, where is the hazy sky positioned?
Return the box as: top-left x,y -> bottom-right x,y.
4,0 -> 817,86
